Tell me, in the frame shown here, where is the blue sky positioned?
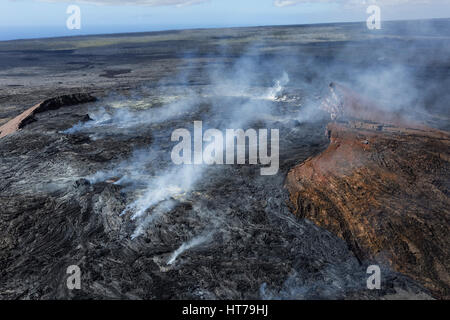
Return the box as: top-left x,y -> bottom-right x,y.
1,0 -> 449,40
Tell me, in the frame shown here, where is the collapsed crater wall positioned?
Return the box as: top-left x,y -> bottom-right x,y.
287,85 -> 450,298
0,93 -> 97,139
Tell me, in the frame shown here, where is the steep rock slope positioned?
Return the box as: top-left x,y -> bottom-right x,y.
0,94 -> 96,138
287,86 -> 450,298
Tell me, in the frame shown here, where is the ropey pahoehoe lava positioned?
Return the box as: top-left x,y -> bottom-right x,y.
0,20 -> 449,300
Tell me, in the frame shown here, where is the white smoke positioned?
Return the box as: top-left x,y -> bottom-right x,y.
121,164 -> 202,221
130,199 -> 177,239
74,46 -> 297,242
264,72 -> 290,101
85,146 -> 160,186
63,107 -> 113,134
79,69 -> 292,239
167,232 -> 214,265
63,94 -> 198,135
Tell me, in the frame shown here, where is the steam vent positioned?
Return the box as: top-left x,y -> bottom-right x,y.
287,84 -> 450,298
0,17 -> 449,303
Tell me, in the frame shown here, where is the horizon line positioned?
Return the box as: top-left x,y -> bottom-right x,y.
1,17 -> 449,43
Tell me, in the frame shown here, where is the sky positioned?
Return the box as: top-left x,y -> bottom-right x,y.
0,0 -> 449,40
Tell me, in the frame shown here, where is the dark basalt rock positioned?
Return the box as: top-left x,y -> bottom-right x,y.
287,104 -> 450,299
33,94 -> 97,115
0,93 -> 97,138
0,95 -> 431,300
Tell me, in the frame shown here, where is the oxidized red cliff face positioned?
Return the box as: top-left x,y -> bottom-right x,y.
287,85 -> 450,298
0,93 -> 96,139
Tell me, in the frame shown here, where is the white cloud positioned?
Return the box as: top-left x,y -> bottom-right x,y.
39,0 -> 209,6
274,0 -> 435,7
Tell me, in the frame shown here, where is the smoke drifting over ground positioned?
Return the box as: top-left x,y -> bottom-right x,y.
167,232 -> 215,266
1,20 -> 448,299
64,57 -> 299,241
59,21 -> 450,296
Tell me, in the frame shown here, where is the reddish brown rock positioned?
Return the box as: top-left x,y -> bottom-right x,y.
287,86 -> 450,299
0,93 -> 96,138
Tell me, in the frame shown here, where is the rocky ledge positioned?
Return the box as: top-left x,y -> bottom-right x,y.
286,86 -> 450,299
0,93 -> 97,139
